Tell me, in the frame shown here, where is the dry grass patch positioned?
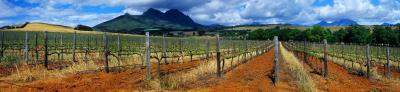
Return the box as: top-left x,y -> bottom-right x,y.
280,43 -> 316,92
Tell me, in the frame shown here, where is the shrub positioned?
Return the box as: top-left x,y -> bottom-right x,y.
0,55 -> 18,67
75,24 -> 94,31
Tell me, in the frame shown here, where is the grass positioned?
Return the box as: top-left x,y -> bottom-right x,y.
1,51 -> 144,83
7,22 -> 141,36
280,42 -> 316,92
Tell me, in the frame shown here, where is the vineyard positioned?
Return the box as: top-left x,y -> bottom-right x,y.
1,30 -> 400,91
283,40 -> 400,80
0,30 -> 276,91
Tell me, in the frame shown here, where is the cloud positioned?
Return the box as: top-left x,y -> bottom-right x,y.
314,0 -> 400,24
122,8 -> 143,15
188,0 -> 318,25
25,0 -> 210,11
0,0 -> 20,18
2,0 -> 400,27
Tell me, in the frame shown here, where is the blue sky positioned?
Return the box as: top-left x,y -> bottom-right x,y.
0,0 -> 399,27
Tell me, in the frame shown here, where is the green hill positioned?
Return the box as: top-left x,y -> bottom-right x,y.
93,8 -> 203,34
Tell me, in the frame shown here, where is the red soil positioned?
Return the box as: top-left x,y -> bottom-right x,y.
16,60 -> 201,92
0,66 -> 13,77
189,48 -> 298,92
295,52 -> 400,92
377,66 -> 400,79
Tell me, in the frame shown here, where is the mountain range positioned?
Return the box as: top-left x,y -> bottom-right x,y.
381,23 -> 398,27
315,19 -> 358,26
93,8 -> 203,33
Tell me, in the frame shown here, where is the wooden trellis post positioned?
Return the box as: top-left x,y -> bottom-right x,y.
103,33 -> 109,73
84,35 -> 89,62
385,46 -> 391,77
323,39 -> 328,79
24,32 -> 29,65
244,34 -> 248,62
44,31 -> 48,69
145,32 -> 151,80
206,37 -> 210,61
162,34 -> 167,64
273,36 -> 279,84
397,48 -> 399,71
73,31 -> 77,62
60,34 -> 63,60
304,39 -> 307,63
117,33 -> 122,66
216,33 -> 222,78
180,35 -> 184,63
35,33 -> 38,62
366,44 -> 371,79
0,31 -> 3,58
341,42 -> 344,67
157,34 -> 162,78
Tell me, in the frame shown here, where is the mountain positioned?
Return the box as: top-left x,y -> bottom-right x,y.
315,19 -> 358,26
94,8 -> 203,33
381,23 -> 395,27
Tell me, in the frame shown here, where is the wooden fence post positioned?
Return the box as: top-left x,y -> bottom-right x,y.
73,31 -> 76,62
145,32 -> 151,80
103,33 -> 109,73
216,33 -> 222,78
24,32 -> 29,65
323,39 -> 328,79
385,46 -> 391,77
44,31 -> 48,69
273,36 -> 279,84
366,44 -> 371,80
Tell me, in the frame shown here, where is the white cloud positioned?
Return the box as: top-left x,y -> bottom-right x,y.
3,0 -> 400,26
314,0 -> 400,24
189,0 -> 318,25
0,0 -> 20,18
123,8 -> 143,15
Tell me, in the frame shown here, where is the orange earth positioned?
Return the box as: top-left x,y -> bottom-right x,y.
1,47 -> 399,92
294,51 -> 400,92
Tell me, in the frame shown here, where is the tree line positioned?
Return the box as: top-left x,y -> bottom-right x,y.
223,25 -> 400,46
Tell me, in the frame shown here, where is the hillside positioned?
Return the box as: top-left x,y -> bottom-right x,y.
315,19 -> 358,26
93,8 -> 203,33
8,22 -> 108,34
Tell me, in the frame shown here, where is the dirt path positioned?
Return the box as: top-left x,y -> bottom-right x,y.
293,51 -> 400,92
7,60 -> 201,92
189,48 -> 298,92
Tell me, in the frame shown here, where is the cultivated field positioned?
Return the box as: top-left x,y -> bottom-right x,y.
0,29 -> 399,91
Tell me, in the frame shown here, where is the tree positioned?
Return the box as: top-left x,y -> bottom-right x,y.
372,25 -> 398,45
344,25 -> 371,44
198,30 -> 206,36
75,24 -> 94,31
333,28 -> 348,42
303,26 -> 332,42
